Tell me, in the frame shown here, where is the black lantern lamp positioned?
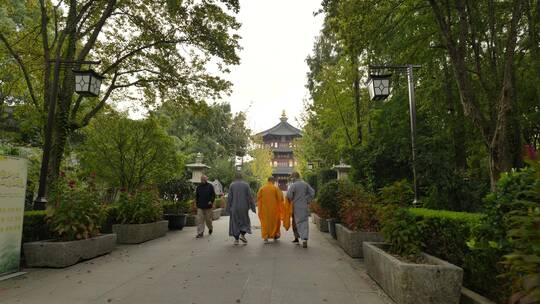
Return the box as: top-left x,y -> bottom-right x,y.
307,162 -> 314,170
73,69 -> 104,97
236,164 -> 242,172
367,74 -> 392,101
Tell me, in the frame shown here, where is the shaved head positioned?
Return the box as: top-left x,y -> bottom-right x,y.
267,176 -> 275,182
200,175 -> 208,183
291,172 -> 300,179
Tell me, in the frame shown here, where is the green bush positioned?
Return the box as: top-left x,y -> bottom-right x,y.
22,211 -> 51,243
162,199 -> 191,214
116,189 -> 163,224
318,180 -> 361,219
384,207 -> 505,302
378,179 -> 414,206
502,156 -> 540,303
47,177 -> 106,241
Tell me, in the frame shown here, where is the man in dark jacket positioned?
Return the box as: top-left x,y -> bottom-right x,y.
195,175 -> 216,238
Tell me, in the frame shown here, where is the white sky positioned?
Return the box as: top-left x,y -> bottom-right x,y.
224,0 -> 324,133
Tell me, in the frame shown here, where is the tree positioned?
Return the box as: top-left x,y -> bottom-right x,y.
249,137 -> 273,184
0,0 -> 241,205
80,113 -> 182,192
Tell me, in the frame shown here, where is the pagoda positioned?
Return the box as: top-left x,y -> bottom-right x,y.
257,111 -> 302,190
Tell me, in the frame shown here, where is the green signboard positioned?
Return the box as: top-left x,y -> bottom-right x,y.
0,156 -> 27,277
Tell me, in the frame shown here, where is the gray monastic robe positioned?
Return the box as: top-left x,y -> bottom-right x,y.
227,180 -> 256,238
286,179 -> 315,240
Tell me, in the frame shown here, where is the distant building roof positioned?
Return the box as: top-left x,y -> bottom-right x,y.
272,167 -> 294,175
272,147 -> 293,153
257,111 -> 302,138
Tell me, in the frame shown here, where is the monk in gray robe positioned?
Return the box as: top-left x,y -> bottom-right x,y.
286,172 -> 315,248
227,173 -> 256,245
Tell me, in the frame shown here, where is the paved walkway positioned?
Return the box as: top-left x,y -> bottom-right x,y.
0,214 -> 393,304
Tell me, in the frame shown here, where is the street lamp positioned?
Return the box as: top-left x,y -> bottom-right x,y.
367,64 -> 421,206
74,69 -> 104,97
236,164 -> 242,172
307,162 -> 314,170
34,60 -> 103,210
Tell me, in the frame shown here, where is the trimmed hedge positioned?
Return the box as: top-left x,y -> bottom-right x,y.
401,208 -> 506,302
22,211 -> 51,243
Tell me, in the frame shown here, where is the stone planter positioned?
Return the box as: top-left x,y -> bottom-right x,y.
363,242 -> 463,304
312,214 -> 329,232
185,214 -> 198,226
327,218 -> 338,239
335,224 -> 384,258
212,208 -> 222,220
164,214 -> 187,230
23,234 -> 116,268
113,220 -> 168,244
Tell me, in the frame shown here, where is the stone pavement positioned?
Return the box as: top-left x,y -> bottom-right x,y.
0,214 -> 393,304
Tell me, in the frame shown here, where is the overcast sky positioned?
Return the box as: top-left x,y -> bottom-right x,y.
224,0 -> 324,133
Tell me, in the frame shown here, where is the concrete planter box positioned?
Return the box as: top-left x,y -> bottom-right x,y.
460,287 -> 496,304
212,208 -> 222,220
363,242 -> 463,304
113,220 -> 168,244
335,224 -> 384,258
185,215 -> 198,226
23,234 -> 116,268
328,218 -> 338,239
312,214 -> 329,232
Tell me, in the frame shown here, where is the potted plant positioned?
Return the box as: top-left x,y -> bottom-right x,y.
112,188 -> 168,244
336,193 -> 384,258
363,208 -> 463,304
318,181 -> 340,238
185,200 -> 198,226
163,199 -> 190,230
212,199 -> 222,220
23,176 -> 116,268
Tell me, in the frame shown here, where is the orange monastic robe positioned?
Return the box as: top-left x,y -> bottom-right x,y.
257,182 -> 283,239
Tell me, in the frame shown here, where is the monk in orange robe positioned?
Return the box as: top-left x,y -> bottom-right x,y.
257,176 -> 283,243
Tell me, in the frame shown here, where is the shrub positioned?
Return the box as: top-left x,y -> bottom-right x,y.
309,200 -> 330,218
339,188 -> 379,232
158,178 -> 195,202
318,180 -> 340,218
381,208 -> 424,258
163,199 -> 192,214
22,211 -> 51,243
116,188 -> 163,224
383,207 -> 505,301
503,154 -> 540,303
46,176 -> 106,241
378,179 -> 414,206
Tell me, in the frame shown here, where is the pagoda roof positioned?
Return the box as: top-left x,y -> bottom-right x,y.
257,111 -> 302,137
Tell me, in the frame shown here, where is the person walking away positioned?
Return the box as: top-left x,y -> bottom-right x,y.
286,172 -> 315,248
257,176 -> 283,243
195,175 -> 215,238
227,172 -> 256,245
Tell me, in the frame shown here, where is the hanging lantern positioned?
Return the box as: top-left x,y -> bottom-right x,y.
367,74 -> 392,101
73,69 -> 104,97
307,162 -> 314,170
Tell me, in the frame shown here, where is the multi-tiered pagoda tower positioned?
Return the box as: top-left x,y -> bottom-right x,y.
257,111 -> 302,190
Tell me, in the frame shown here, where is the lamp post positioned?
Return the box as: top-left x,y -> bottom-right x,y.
34,60 -> 103,210
367,64 -> 421,206
307,162 -> 314,171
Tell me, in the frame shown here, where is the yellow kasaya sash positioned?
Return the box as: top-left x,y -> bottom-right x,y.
280,197 -> 293,231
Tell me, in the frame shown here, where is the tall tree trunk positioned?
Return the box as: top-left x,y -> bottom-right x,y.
351,54 -> 362,144
444,59 -> 467,171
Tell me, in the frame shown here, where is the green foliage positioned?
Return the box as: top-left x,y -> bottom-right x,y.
46,176 -> 106,241
81,114 -> 182,192
381,208 -> 424,258
22,210 -> 51,243
249,137 -> 273,184
401,208 -> 506,301
317,179 -> 360,219
503,157 -> 540,304
162,199 -> 191,215
378,179 -> 414,206
158,177 -> 195,203
339,189 -> 379,232
115,189 -> 163,224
